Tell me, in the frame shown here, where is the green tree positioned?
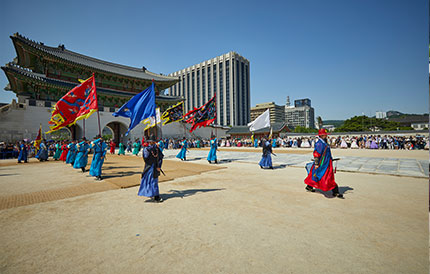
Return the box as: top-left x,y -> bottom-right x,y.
316,116 -> 323,129
334,115 -> 412,132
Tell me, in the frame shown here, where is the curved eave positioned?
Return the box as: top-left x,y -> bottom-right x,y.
156,94 -> 184,103
10,33 -> 179,87
2,64 -> 183,102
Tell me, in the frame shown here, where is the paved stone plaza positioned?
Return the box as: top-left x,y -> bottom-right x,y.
164,149 -> 429,178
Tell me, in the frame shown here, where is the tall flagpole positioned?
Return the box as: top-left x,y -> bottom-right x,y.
94,72 -> 102,137
97,109 -> 101,137
83,119 -> 86,138
215,93 -> 218,138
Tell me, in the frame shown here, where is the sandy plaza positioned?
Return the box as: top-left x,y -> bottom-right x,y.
0,147 -> 428,274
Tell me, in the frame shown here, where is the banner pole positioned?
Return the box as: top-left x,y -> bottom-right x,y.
83,119 -> 86,138
97,110 -> 102,137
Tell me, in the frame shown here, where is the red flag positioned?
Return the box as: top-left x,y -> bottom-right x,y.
34,124 -> 42,149
75,75 -> 98,122
184,94 -> 216,133
47,75 -> 96,133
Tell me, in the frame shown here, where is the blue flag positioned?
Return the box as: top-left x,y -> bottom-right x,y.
113,83 -> 156,135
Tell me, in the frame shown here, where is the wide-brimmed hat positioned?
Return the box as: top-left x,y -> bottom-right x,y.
317,128 -> 329,136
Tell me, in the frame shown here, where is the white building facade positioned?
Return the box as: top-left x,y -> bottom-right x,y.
285,98 -> 315,129
168,52 -> 250,126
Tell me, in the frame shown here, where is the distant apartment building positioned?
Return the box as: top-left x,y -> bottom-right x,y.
250,102 -> 285,125
376,111 -> 387,119
285,98 -> 315,128
168,52 -> 250,126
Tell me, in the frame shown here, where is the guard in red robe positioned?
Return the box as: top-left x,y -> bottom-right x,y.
59,141 -> 69,162
304,129 -> 343,198
109,140 -> 116,154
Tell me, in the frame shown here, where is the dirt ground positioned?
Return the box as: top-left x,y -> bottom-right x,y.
0,151 -> 428,274
0,155 -> 223,209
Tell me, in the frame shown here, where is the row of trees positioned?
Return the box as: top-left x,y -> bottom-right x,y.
291,115 -> 413,133
334,115 -> 412,132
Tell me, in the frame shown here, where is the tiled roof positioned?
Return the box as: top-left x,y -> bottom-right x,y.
2,63 -> 183,102
11,33 -> 179,83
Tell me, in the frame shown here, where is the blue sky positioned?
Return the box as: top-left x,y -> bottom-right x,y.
0,0 -> 428,120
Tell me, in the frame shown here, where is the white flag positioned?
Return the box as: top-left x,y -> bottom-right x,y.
142,108 -> 161,130
248,109 -> 270,132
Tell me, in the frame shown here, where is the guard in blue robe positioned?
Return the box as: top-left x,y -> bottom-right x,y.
17,141 -> 28,163
89,137 -> 108,180
207,137 -> 218,164
254,138 -> 259,148
272,138 -> 277,148
176,139 -> 188,160
158,140 -> 164,153
38,140 -> 49,162
73,138 -> 90,172
259,139 -> 273,169
53,142 -> 61,160
138,139 -> 164,202
66,141 -> 77,165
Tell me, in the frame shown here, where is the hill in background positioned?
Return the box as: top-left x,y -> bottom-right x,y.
323,120 -> 345,127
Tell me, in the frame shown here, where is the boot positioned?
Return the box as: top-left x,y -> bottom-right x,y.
305,185 -> 315,192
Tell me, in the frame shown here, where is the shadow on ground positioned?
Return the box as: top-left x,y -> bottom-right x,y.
0,173 -> 19,177
103,166 -> 140,170
217,159 -> 241,164
314,186 -> 354,199
272,164 -> 289,169
102,171 -> 141,179
154,188 -> 225,201
184,157 -> 203,161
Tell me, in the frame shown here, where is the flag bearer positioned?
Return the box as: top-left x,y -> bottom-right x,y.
259,138 -> 273,169
304,129 -> 343,198
89,135 -> 108,180
207,135 -> 218,164
138,136 -> 164,202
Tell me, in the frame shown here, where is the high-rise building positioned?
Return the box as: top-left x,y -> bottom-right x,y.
250,102 -> 285,125
168,52 -> 250,126
376,111 -> 387,119
285,98 -> 315,128
294,98 -> 311,108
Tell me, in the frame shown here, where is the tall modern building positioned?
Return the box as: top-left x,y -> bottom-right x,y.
168,52 -> 250,126
250,102 -> 285,125
285,98 -> 315,129
294,98 -> 311,108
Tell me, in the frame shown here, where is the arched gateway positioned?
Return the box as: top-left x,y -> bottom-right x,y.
104,121 -> 128,146
0,33 -> 183,143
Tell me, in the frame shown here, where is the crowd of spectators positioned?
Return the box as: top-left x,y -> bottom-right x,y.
0,140 -> 66,160
221,135 -> 429,150
1,134 -> 428,160
158,135 -> 429,150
